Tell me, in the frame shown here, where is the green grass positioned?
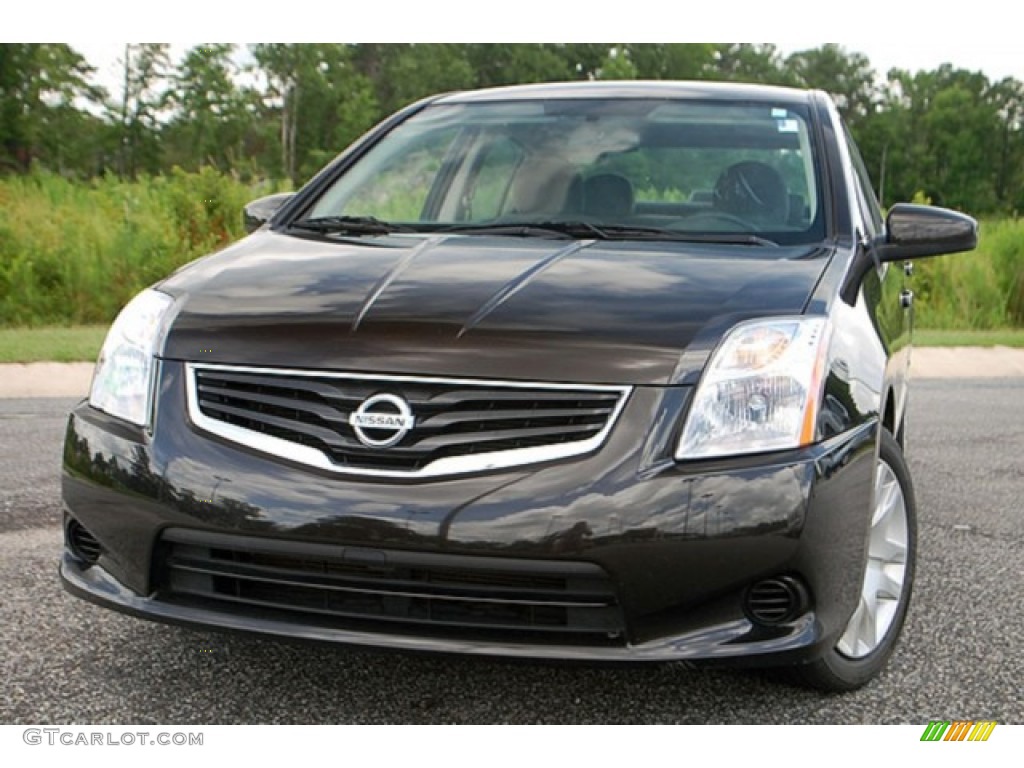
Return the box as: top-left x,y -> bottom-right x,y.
913,329 -> 1024,348
0,325 -> 107,363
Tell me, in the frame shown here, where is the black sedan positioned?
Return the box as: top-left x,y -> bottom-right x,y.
61,81 -> 976,691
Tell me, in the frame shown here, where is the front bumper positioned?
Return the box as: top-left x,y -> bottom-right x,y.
61,360 -> 878,665
61,550 -> 821,662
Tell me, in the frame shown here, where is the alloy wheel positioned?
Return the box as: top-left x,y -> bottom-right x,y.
836,458 -> 909,658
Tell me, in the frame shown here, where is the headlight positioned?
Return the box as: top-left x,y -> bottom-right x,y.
89,289 -> 175,426
676,316 -> 830,460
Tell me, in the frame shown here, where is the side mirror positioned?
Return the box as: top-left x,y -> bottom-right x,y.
876,203 -> 978,262
840,203 -> 978,305
243,192 -> 295,234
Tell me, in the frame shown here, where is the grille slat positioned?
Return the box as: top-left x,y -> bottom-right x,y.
198,383 -> 352,426
167,555 -> 614,607
418,406 -> 613,429
421,389 -> 622,406
195,370 -> 360,403
157,533 -> 627,645
165,587 -> 623,636
201,401 -> 353,451
191,366 -> 628,476
405,423 -> 602,450
67,520 -> 102,564
745,576 -> 809,625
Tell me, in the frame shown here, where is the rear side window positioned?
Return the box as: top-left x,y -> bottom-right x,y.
844,125 -> 884,236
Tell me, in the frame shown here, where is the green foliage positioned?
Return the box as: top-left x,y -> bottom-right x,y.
913,218 -> 1024,329
785,44 -> 876,127
2,43 -> 1024,331
0,169 -> 288,326
4,43 -> 1024,217
0,171 -> 1019,331
598,48 -> 639,80
0,44 -> 106,174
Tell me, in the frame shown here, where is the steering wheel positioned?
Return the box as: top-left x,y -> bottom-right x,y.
713,161 -> 790,224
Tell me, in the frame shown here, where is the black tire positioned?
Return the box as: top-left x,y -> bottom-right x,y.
790,429 -> 917,692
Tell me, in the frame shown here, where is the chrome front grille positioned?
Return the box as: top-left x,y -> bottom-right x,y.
186,364 -> 629,478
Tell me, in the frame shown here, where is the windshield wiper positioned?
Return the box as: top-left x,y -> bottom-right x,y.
670,232 -> 779,247
436,220 -> 778,246
437,220 -> 611,239
289,215 -> 415,236
593,225 -> 780,247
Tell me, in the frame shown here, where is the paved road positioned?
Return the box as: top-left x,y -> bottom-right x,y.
1,382 -> 1022,724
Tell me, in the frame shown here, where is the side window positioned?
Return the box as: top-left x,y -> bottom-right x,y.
844,126 -> 884,236
324,127 -> 460,222
462,138 -> 523,220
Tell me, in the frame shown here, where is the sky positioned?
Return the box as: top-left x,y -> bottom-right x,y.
11,0 -> 1024,95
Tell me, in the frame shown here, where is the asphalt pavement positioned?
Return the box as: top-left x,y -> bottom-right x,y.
1,381 -> 1022,724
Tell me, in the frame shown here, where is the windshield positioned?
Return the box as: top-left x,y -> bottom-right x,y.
305,98 -> 826,246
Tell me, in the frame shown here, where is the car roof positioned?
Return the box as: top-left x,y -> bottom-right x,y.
435,80 -> 817,106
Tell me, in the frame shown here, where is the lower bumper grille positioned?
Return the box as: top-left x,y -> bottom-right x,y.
154,530 -> 627,646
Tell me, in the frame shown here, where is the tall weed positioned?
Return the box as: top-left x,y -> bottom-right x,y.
0,171 -> 1021,329
914,218 -> 1024,329
0,170 -> 287,325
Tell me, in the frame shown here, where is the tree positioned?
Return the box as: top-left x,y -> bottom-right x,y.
2,42 -> 1023,215
164,44 -> 247,171
923,84 -> 1001,210
709,44 -> 792,85
597,46 -> 638,80
116,43 -> 171,178
251,44 -> 320,182
786,45 -> 877,128
988,77 -> 1024,210
866,65 -> 1004,211
625,44 -> 717,80
459,44 -> 586,88
252,44 -> 380,184
0,44 -> 104,173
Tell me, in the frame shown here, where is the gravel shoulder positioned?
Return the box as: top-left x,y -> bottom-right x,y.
2,347 -> 1024,398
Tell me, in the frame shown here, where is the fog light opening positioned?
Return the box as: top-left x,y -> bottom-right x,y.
744,575 -> 811,626
66,519 -> 102,566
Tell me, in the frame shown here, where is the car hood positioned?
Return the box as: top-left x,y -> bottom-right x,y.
159,231 -> 833,386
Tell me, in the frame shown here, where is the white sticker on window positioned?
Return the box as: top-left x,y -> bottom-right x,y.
777,119 -> 799,133
771,108 -> 788,118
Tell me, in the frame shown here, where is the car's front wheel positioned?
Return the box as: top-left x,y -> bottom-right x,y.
792,429 -> 917,691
